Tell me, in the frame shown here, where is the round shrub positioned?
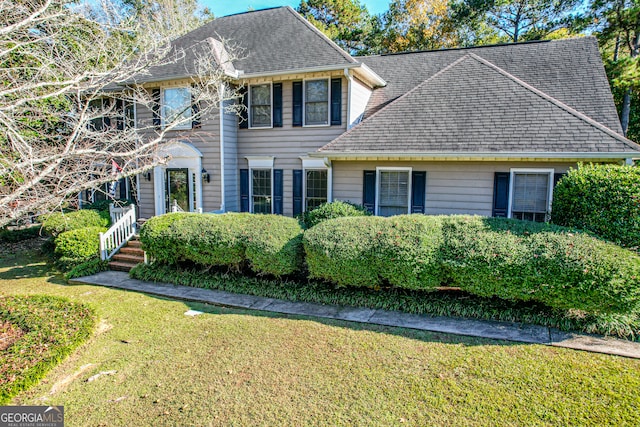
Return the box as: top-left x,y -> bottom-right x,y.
140,213 -> 302,277
244,215 -> 304,276
551,164 -> 640,250
54,226 -> 107,260
303,215 -> 444,290
440,216 -> 640,314
301,200 -> 370,229
41,210 -> 110,237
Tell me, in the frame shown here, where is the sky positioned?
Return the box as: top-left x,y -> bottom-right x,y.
201,1 -> 391,18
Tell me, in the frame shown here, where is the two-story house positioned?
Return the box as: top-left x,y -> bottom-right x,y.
121,6 -> 640,222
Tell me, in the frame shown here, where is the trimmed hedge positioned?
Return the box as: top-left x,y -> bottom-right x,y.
304,215 -> 443,290
54,226 -> 106,261
301,200 -> 370,229
41,210 -> 110,237
0,226 -> 41,243
0,295 -> 96,404
140,213 -> 303,277
304,215 -> 640,314
551,164 -> 640,250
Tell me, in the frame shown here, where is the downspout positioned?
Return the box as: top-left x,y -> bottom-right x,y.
219,83 -> 226,212
344,68 -> 352,129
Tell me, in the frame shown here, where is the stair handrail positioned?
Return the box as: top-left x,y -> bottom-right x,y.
99,205 -> 137,261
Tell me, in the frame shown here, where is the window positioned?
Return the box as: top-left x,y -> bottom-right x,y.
250,84 -> 272,128
162,87 -> 191,129
509,169 -> 553,222
252,169 -> 272,214
377,168 -> 411,217
305,169 -> 328,211
305,79 -> 329,126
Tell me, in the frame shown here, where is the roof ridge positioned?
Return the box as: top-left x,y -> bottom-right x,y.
284,6 -> 357,65
466,53 -> 640,151
320,55 -> 472,151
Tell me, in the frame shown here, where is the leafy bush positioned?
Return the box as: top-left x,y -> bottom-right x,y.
551,164 -> 640,250
305,214 -> 640,314
54,226 -> 106,261
304,215 -> 444,290
65,258 -> 109,280
0,295 -> 95,404
440,216 -> 640,314
301,200 -> 370,229
0,226 -> 41,243
41,210 -> 110,237
140,213 -> 303,277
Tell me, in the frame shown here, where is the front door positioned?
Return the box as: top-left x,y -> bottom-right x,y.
166,168 -> 190,212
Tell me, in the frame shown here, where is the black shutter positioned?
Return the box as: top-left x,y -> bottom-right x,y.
239,87 -> 248,129
240,169 -> 249,212
363,170 -> 376,214
152,88 -> 161,128
115,99 -> 124,131
273,83 -> 283,127
492,172 -> 510,217
554,172 -> 567,187
273,169 -> 283,215
103,99 -> 112,129
293,169 -> 303,217
191,86 -> 201,129
411,171 -> 426,214
331,78 -> 342,126
292,81 -> 303,127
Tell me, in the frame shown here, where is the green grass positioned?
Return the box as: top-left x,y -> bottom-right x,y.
131,263 -> 640,341
0,295 -> 95,404
2,243 -> 640,425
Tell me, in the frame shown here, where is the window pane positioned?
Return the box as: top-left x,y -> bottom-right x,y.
512,173 -> 549,213
378,171 -> 409,217
305,80 -> 328,125
252,169 -> 271,214
250,85 -> 271,127
305,170 -> 327,211
163,88 -> 191,126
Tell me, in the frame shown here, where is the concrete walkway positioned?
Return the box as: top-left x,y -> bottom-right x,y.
70,271 -> 640,359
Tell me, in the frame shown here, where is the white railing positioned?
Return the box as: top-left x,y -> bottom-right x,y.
109,203 -> 131,223
100,205 -> 137,261
171,199 -> 184,213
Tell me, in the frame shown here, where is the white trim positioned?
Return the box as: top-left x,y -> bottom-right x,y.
248,82 -> 273,129
507,168 -> 555,220
219,83 -> 226,212
300,156 -> 332,211
153,166 -> 164,215
300,156 -> 329,169
375,167 -> 412,216
246,156 -> 275,169
344,68 -> 352,128
161,87 -> 192,130
303,78 -> 331,127
310,151 -> 640,160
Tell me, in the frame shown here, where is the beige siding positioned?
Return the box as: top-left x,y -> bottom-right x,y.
332,161 -> 577,216
348,77 -> 373,127
135,82 -> 222,215
238,77 -> 347,216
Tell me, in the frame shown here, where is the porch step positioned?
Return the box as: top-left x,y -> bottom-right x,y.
108,235 -> 145,273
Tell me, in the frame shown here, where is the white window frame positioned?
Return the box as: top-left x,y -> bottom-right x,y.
303,78 -> 331,127
507,168 -> 555,220
248,83 -> 273,129
246,156 -> 275,214
301,157 -> 332,212
375,167 -> 412,217
161,87 -> 192,130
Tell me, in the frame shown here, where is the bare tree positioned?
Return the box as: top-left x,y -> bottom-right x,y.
0,0 -> 240,228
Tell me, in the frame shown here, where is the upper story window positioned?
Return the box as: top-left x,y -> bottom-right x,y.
162,87 -> 192,130
305,79 -> 329,126
250,84 -> 272,128
88,97 -> 134,131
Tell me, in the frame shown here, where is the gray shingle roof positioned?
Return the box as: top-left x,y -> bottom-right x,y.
319,53 -> 640,155
140,6 -> 356,82
359,37 -> 623,134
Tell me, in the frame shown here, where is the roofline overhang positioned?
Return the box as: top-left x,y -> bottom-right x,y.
310,151 -> 640,161
238,63 -> 387,86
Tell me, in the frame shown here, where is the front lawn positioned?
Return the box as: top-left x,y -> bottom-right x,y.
1,244 -> 640,426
